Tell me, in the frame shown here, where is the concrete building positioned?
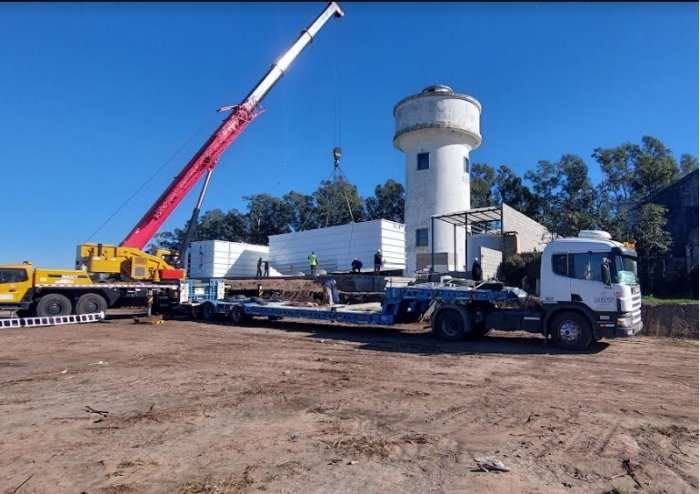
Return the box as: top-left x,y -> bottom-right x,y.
393,85 -> 482,276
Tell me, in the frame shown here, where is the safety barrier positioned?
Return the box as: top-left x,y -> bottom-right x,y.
0,311 -> 105,329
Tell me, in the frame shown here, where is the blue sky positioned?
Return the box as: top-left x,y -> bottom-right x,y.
1,2 -> 697,268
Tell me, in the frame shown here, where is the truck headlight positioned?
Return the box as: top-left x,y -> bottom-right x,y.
617,316 -> 631,328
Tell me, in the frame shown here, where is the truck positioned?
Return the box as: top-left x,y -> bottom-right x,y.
179,230 -> 643,351
0,2 -> 344,317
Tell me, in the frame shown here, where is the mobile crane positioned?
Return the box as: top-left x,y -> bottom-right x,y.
0,2 -> 344,318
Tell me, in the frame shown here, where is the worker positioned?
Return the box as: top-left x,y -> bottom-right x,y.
351,257 -> 363,273
256,257 -> 263,278
471,257 -> 482,282
319,278 -> 338,306
373,249 -> 383,275
263,260 -> 270,277
308,251 -> 318,277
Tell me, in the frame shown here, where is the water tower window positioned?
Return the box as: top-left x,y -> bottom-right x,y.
417,152 -> 430,171
464,156 -> 470,174
416,228 -> 429,247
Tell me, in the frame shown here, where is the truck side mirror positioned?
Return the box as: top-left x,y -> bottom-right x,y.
601,263 -> 612,286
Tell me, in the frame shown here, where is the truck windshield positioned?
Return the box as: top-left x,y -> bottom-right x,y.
614,255 -> 638,285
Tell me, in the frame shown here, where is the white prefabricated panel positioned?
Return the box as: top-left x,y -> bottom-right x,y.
268,219 -> 406,276
393,85 -> 482,276
187,240 -> 281,278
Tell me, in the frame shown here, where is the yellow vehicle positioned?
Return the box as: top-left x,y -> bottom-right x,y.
1,3 -> 343,315
74,244 -> 183,283
0,262 -> 177,317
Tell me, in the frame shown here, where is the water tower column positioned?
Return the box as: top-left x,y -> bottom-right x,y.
393,85 -> 482,276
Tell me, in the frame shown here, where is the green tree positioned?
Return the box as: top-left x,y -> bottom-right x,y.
313,177 -> 366,227
470,163 -> 497,208
524,155 -> 597,237
283,191 -> 319,231
364,179 -> 405,223
680,154 -> 699,176
494,165 -> 538,218
243,194 -> 293,245
626,203 -> 673,295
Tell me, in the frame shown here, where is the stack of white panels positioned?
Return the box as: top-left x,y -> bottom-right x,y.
187,240 -> 280,278
268,219 -> 406,276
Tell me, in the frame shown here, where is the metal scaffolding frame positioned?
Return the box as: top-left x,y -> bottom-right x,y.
430,205 -> 504,272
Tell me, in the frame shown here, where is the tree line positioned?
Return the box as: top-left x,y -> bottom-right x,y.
151,178 -> 406,251
153,134 -> 697,293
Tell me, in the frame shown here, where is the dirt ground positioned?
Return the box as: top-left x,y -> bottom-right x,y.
0,313 -> 697,494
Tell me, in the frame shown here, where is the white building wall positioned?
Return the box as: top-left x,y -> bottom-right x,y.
502,204 -> 551,253
479,246 -> 503,281
394,86 -> 482,276
269,219 -> 406,276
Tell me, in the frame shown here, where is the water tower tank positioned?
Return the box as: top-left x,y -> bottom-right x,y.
393,85 -> 482,276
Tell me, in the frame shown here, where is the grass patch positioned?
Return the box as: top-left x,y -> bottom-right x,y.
642,296 -> 698,305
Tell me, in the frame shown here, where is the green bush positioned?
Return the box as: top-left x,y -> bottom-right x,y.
500,252 -> 542,290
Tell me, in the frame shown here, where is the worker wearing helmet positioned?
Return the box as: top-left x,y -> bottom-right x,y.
373,249 -> 383,275
308,251 -> 318,277
471,257 -> 482,282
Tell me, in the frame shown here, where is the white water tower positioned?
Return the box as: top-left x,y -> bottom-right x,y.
393,85 -> 482,276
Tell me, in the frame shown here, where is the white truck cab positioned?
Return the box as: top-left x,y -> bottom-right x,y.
540,230 -> 643,346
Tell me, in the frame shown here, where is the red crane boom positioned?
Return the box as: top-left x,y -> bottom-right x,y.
120,2 -> 344,250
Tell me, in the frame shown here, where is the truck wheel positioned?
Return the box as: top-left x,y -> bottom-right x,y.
191,305 -> 202,319
432,308 -> 467,342
75,293 -> 108,316
550,312 -> 593,351
230,305 -> 249,325
36,294 -> 73,317
202,302 -> 215,321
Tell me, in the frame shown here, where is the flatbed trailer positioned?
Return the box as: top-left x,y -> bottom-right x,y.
180,276 -> 641,352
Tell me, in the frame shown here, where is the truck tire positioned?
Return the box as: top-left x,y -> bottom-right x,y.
191,305 -> 202,319
202,302 -> 215,321
550,311 -> 593,351
35,294 -> 72,317
230,305 -> 250,325
75,293 -> 108,316
432,307 -> 467,342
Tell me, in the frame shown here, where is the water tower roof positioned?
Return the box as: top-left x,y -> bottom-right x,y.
422,85 -> 453,95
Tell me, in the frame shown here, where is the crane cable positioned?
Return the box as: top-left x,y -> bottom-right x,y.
83,112 -> 220,244
328,18 -> 357,226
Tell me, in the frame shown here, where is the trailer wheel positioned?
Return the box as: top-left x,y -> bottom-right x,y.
36,294 -> 72,317
550,312 -> 593,351
202,302 -> 215,321
230,305 -> 249,325
432,307 -> 467,342
75,293 -> 108,316
268,316 -> 282,321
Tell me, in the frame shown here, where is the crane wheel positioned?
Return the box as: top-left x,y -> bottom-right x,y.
36,294 -> 73,317
75,293 -> 108,316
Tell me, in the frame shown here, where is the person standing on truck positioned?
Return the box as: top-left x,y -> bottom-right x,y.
351,257 -> 363,273
471,257 -> 482,282
308,251 -> 318,277
263,260 -> 270,277
374,250 -> 383,275
256,257 -> 263,278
